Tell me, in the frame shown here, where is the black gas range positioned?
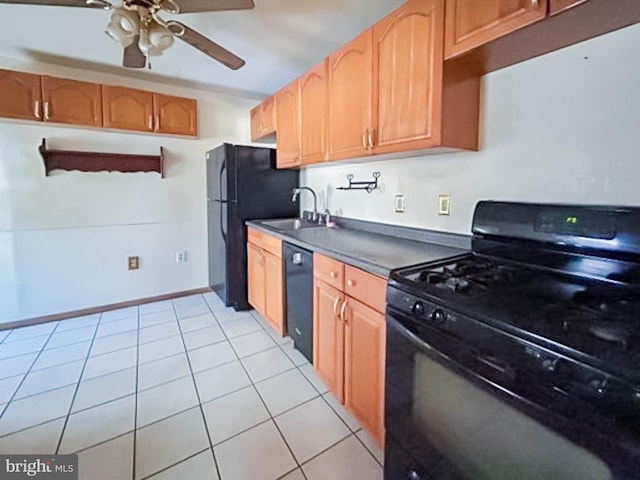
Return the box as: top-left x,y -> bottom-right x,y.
384,201 -> 640,480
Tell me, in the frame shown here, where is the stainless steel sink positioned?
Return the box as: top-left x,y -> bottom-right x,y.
261,218 -> 322,231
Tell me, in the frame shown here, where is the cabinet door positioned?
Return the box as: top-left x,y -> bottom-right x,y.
299,60 -> 328,165
103,85 -> 154,132
275,79 -> 300,168
444,0 -> 548,59
260,95 -> 276,134
372,0 -> 445,155
313,280 -> 345,402
327,30 -> 373,161
250,105 -> 261,141
264,251 -> 285,336
42,76 -> 102,127
344,297 -> 386,446
0,69 -> 42,121
549,0 -> 588,15
153,93 -> 198,136
247,243 -> 265,316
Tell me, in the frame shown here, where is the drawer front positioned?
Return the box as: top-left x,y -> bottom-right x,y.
248,228 -> 282,258
314,252 -> 345,290
344,265 -> 387,314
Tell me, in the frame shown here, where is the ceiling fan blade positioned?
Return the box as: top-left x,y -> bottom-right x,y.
167,21 -> 245,70
123,36 -> 146,68
167,0 -> 254,14
0,0 -> 109,7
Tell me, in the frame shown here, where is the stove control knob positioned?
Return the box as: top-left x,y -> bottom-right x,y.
431,309 -> 447,324
589,378 -> 607,396
411,301 -> 425,317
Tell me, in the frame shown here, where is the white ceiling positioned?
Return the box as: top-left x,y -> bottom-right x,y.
0,0 -> 405,97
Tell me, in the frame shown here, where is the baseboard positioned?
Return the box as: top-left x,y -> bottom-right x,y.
1,287 -> 213,331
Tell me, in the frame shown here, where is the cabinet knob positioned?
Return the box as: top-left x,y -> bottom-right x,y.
330,271 -> 338,279
347,279 -> 355,287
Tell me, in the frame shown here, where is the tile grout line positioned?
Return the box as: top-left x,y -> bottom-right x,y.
0,321 -> 62,422
208,305 -> 311,480
132,305 -> 141,480
170,295 -> 223,480
54,313 -> 103,454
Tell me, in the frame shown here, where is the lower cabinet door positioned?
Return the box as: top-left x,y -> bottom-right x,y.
344,296 -> 386,446
264,251 -> 285,336
247,243 -> 265,316
313,279 -> 345,402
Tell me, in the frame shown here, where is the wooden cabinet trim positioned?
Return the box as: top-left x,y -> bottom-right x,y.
313,252 -> 345,290
248,228 -> 282,258
344,266 -> 387,314
299,59 -> 328,165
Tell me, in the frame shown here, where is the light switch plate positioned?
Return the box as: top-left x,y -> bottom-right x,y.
395,195 -> 406,213
438,195 -> 451,216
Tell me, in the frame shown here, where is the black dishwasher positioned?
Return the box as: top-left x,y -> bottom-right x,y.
284,243 -> 313,363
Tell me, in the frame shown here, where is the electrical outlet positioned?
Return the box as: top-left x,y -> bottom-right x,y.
395,195 -> 406,213
176,251 -> 187,264
438,195 -> 451,216
128,256 -> 139,270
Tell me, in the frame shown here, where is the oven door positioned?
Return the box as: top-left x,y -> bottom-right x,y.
384,313 -> 635,480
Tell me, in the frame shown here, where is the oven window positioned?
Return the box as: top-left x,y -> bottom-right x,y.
410,354 -> 612,480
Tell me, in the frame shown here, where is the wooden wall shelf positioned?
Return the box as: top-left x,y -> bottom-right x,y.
39,139 -> 164,177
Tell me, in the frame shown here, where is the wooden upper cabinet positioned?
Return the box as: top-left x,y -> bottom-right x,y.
41,76 -> 102,127
275,79 -> 300,168
549,0 -> 588,16
260,95 -> 276,134
313,279 -> 345,403
102,85 -> 154,132
153,93 -> 198,136
299,59 -> 328,165
372,0 -> 445,154
250,95 -> 277,142
444,0 -> 548,60
327,29 -> 373,161
344,297 -> 386,447
0,69 -> 42,121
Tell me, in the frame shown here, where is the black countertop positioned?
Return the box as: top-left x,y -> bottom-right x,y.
246,217 -> 470,277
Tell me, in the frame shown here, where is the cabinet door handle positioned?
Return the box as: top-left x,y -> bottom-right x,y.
330,271 -> 338,279
148,114 -> 153,130
333,296 -> 341,317
362,130 -> 368,151
155,114 -> 160,131
347,279 -> 355,287
44,101 -> 50,121
340,299 -> 348,324
531,0 -> 539,6
34,100 -> 40,119
368,129 -> 374,151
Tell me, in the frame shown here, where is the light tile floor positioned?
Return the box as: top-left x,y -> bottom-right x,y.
0,292 -> 383,480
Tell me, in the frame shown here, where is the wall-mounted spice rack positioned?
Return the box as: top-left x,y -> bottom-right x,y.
337,172 -> 381,193
39,138 -> 165,177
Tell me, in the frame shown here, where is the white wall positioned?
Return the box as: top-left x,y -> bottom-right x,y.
0,57 -> 256,324
301,24 -> 640,234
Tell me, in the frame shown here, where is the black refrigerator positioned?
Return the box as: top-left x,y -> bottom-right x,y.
207,144 -> 299,310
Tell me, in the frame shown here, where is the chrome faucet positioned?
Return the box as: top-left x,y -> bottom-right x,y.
291,187 -> 319,223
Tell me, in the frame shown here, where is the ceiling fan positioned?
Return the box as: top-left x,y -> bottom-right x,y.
0,0 -> 255,69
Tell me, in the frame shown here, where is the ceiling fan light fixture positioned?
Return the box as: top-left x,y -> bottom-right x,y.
146,22 -> 174,56
105,6 -> 139,47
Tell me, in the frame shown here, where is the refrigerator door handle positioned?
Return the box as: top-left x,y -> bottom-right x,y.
219,160 -> 227,243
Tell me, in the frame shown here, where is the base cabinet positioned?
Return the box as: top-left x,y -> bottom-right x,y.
344,297 -> 386,445
312,252 -> 386,446
247,228 -> 285,336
